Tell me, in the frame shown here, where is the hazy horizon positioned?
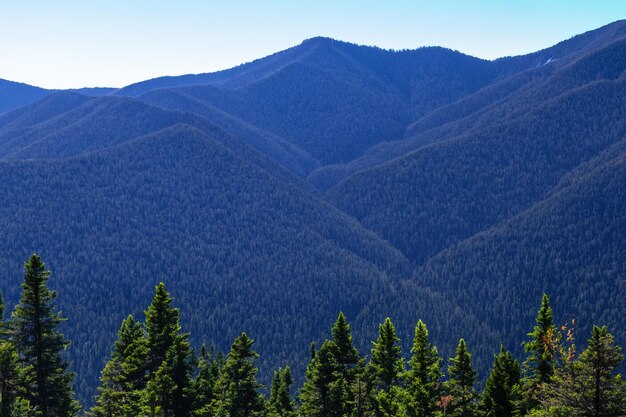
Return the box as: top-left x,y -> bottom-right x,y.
1,0 -> 624,89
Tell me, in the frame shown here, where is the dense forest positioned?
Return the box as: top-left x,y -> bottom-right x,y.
0,19 -> 624,410
1,255 -> 624,417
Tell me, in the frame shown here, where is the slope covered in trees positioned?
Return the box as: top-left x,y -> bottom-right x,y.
328,73 -> 626,265
0,78 -> 51,114
414,137 -> 626,359
0,124 -> 506,404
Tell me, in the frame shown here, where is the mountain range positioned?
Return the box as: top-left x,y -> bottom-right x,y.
0,20 -> 624,405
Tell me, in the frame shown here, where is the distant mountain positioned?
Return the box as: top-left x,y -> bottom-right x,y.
309,22 -> 626,189
121,38 -> 501,164
0,124 -> 501,405
0,92 -> 316,182
0,78 -> 50,114
415,137 -> 626,357
328,73 -> 626,264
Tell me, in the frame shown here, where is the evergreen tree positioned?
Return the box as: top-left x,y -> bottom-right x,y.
481,346 -> 521,417
446,339 -> 477,417
91,315 -> 147,417
270,368 -> 282,409
143,283 -> 193,417
369,318 -> 404,417
404,320 -> 441,417
145,283 -> 181,375
141,357 -> 176,417
580,326 -> 625,417
276,367 -> 294,417
166,336 -> 194,417
191,345 -> 223,417
269,367 -> 294,417
9,254 -> 78,417
332,313 -> 362,417
0,341 -> 23,417
370,318 -> 404,391
216,333 -> 264,417
331,312 -> 360,371
540,325 -> 625,417
522,295 -> 559,402
299,340 -> 344,417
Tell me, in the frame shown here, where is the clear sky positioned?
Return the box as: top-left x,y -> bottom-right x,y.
1,0 -> 624,89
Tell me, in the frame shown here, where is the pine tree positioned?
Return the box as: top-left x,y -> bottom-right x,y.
331,312 -> 360,371
369,318 -> 404,417
91,315 -> 147,417
142,283 -> 192,417
269,367 -> 294,417
276,367 -> 294,417
9,254 -> 78,417
216,333 -> 264,417
167,336 -> 194,417
481,346 -> 521,417
523,295 -> 559,395
145,283 -> 181,375
370,318 -> 404,391
192,345 -> 223,417
404,320 -> 441,417
540,325 -> 625,417
446,339 -> 477,417
141,357 -> 176,417
0,341 -> 23,417
269,368 -> 281,410
299,340 -> 343,417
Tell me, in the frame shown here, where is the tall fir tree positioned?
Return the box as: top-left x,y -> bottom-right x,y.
299,340 -> 344,417
446,339 -> 477,417
404,320 -> 441,417
216,333 -> 264,417
481,346 -> 521,417
191,345 -> 223,417
143,283 -> 193,417
370,318 -> 404,391
540,325 -> 626,417
331,312 -> 360,372
524,296 -> 559,381
145,283 -> 181,375
269,367 -> 294,417
91,316 -> 147,417
9,254 -> 78,417
369,318 -> 404,417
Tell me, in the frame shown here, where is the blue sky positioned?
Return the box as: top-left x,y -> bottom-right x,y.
1,0 -> 624,89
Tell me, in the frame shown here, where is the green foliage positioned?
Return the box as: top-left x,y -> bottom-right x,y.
538,325 -> 626,417
446,339 -> 478,417
404,320 -> 441,417
191,346 -> 223,417
519,294 -> 560,413
299,340 -> 344,417
269,367 -> 294,417
481,347 -> 521,417
9,255 -> 78,417
370,318 -> 404,392
216,333 -> 264,417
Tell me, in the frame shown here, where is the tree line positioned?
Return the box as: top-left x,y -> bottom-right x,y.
0,255 -> 624,417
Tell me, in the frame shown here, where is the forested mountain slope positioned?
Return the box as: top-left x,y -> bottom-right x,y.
415,138 -> 626,357
0,78 -> 50,114
309,28 -> 626,189
0,124 -> 504,404
0,92 -> 315,186
328,74 -> 626,264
